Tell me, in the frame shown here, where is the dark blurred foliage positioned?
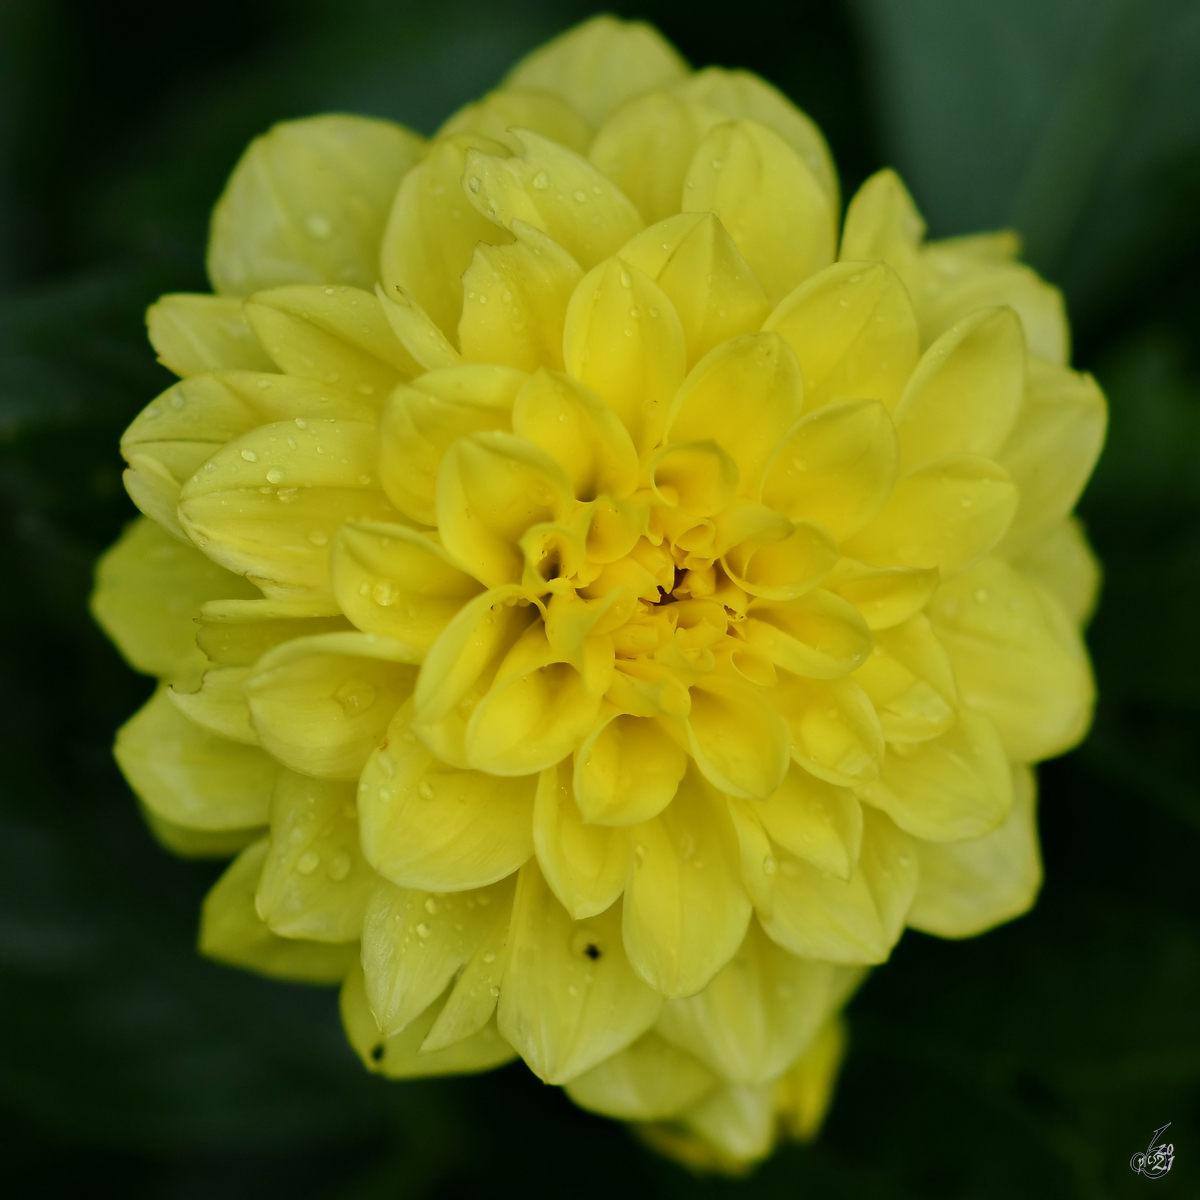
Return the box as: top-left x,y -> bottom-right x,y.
1,1 -> 1198,1196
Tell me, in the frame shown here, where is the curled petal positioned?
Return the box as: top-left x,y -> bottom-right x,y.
499,860 -> 663,1084
649,440 -> 739,516
722,520 -> 838,601
769,672 -> 884,786
245,631 -> 419,780
574,711 -> 688,825
376,283 -> 460,371
743,590 -> 873,680
168,665 -> 258,745
823,560 -> 940,631
359,698 -> 534,891
622,767 -> 752,997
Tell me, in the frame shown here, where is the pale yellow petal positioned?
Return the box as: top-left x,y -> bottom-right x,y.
681,1081 -> 776,1164
753,763 -> 862,880
244,631 -> 419,780
843,454 -> 1018,574
824,560 -> 940,631
894,307 -> 1025,472
256,771 -> 373,942
774,1014 -> 848,1141
908,764 -> 1042,937
562,258 -> 686,453
375,283 -> 460,371
91,516 -> 257,684
573,712 -> 687,825
623,768 -> 752,997
459,223 -> 583,371
503,15 -> 689,128
146,294 -> 274,377
330,521 -> 483,646
534,758 -> 631,918
721,518 -> 837,602
209,115 -> 424,296
115,687 -> 279,831
838,168 -> 924,295
619,212 -> 770,368
687,676 -> 791,800
742,590 -> 873,680
122,454 -> 187,540
439,87 -> 592,154
168,665 -> 257,744
764,260 -> 918,414
195,595 -> 350,665
929,558 -> 1094,760
770,672 -> 884,786
499,860 -> 662,1083
199,840 -> 356,983
359,698 -> 534,891
361,875 -> 515,1036
1012,517 -> 1101,627
378,364 -> 525,526
141,807 -> 263,860
565,1032 -> 717,1120
683,120 -> 835,304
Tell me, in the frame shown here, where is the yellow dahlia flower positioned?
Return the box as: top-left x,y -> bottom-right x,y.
91,15 -> 1105,1170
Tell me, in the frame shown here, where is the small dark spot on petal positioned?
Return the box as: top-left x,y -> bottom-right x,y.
584,943 -> 601,961
370,1043 -> 385,1062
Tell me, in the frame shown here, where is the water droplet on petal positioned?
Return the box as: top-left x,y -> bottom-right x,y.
297,851 -> 319,875
416,922 -> 431,938
266,467 -> 283,484
418,780 -> 435,800
532,171 -> 549,190
240,449 -> 258,462
328,852 -> 351,881
334,677 -> 375,716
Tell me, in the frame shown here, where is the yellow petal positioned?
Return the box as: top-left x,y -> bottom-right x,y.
436,431 -> 574,587
743,590 -> 873,680
199,840 -> 356,983
763,260 -> 919,413
563,258 -> 686,452
722,520 -> 838,602
843,453 -> 1018,574
141,807 -> 262,860
894,308 -> 1025,471
411,586 -> 539,767
995,356 -> 1107,557
681,1081 -> 776,1164
379,132 -> 514,338
648,439 -> 739,517
502,15 -> 688,128
499,860 -> 663,1083
620,212 -> 770,368
857,708 -> 1012,842
208,115 -> 425,296
178,418 -> 398,591
195,595 -> 350,665
256,771 -> 372,941
676,68 -> 837,206
683,120 -> 835,304
341,962 -> 516,1078
666,333 -> 804,495
511,369 -> 639,500
623,768 -> 752,997
115,687 -> 279,831
459,223 -> 583,371
929,558 -> 1093,760
378,364 -> 525,525
919,239 -> 1068,363
465,622 -> 603,774
590,91 -> 717,224
774,1014 -> 848,1142
376,283 -> 461,371
244,631 -> 419,780
852,613 -> 957,743
574,712 -> 688,825
769,673 -> 884,786
331,521 -> 483,646
823,559 -> 940,631
122,453 -> 187,540
753,763 -> 863,880
535,758 -> 631,918
687,677 -> 790,801
361,874 -> 515,1035
465,130 -> 644,270
359,698 -> 534,890
760,399 -> 898,542
838,168 -> 924,289
146,294 -> 274,377
908,764 -> 1041,937
168,665 -> 257,744
1012,517 -> 1101,628
656,920 -> 862,1086
736,804 -> 917,964
439,87 -> 592,154
91,516 -> 256,684
566,1032 -> 717,1119
244,284 -> 416,395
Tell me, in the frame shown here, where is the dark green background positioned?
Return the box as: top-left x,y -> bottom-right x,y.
2,1 -> 1198,1196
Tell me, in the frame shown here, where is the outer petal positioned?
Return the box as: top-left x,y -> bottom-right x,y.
499,860 -> 663,1084
908,764 -> 1042,937
168,665 -> 258,745
146,294 -> 274,377
623,767 -> 752,997
244,632 -> 419,780
502,15 -> 689,128
683,120 -> 835,304
199,840 -> 356,984
359,698 -> 535,891
438,87 -> 592,154
208,115 -> 424,297
929,558 -> 1094,761
195,595 -> 350,665
115,687 -> 278,831
1012,517 -> 1101,628
256,771 -> 373,942
91,516 -> 257,685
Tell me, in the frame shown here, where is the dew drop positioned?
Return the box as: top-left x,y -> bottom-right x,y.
482,951 -> 496,964
619,270 -> 632,288
305,214 -> 332,239
763,855 -> 777,875
418,780 -> 435,800
328,852 -> 351,881
573,189 -> 587,202
424,897 -> 439,915
532,171 -> 549,190
334,677 -> 376,715
416,922 -> 431,938
372,580 -> 398,606
240,449 -> 258,462
308,529 -> 329,546
489,986 -> 500,997
295,417 -> 308,429
297,851 -> 320,875
266,467 -> 284,484
170,392 -> 186,410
